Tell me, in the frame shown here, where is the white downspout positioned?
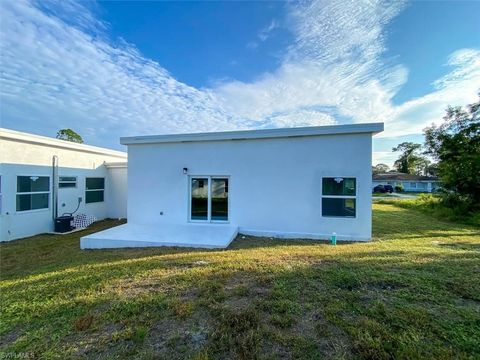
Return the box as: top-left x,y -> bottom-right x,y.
52,155 -> 58,220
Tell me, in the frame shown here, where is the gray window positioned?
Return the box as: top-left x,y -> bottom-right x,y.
190,176 -> 229,222
322,177 -> 356,217
85,177 -> 105,203
59,176 -> 77,188
16,176 -> 50,211
211,178 -> 228,221
191,178 -> 209,220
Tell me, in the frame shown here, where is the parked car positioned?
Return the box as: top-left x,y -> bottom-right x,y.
373,184 -> 393,193
373,184 -> 386,193
384,185 -> 394,193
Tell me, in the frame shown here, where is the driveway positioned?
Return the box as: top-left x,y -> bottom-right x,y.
373,193 -> 418,200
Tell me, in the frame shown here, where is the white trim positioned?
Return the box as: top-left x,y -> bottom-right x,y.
104,161 -> 128,168
121,123 -> 384,145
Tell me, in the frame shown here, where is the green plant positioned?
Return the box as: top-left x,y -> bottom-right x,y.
424,96 -> 480,204
394,184 -> 404,193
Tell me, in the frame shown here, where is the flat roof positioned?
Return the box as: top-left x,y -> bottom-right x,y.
0,127 -> 127,158
121,122 -> 384,145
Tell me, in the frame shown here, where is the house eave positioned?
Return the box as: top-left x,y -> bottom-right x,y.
120,122 -> 384,146
0,128 -> 127,159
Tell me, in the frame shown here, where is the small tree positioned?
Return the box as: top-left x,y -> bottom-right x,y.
372,163 -> 390,174
424,96 -> 480,203
392,142 -> 428,175
56,129 -> 83,143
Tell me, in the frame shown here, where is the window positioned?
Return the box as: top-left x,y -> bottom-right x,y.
16,176 -> 50,212
410,182 -> 417,188
85,177 -> 105,203
59,176 -> 77,188
190,177 -> 229,222
322,177 -> 356,217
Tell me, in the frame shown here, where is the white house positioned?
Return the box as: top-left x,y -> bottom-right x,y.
372,173 -> 440,192
81,123 -> 384,249
0,128 -> 127,242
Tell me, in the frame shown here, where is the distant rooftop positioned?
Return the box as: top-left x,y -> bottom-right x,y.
121,122 -> 384,145
373,172 -> 438,181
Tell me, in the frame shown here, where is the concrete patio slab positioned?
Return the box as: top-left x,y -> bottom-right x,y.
80,223 -> 238,249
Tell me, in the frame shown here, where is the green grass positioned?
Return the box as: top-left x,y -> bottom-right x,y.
377,194 -> 480,227
1,204 -> 479,359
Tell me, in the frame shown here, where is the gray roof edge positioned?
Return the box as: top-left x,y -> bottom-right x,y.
120,122 -> 384,145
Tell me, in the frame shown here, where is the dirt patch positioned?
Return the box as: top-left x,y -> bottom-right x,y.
0,326 -> 24,347
146,310 -> 212,359
363,280 -> 408,292
309,311 -> 352,358
68,322 -> 124,358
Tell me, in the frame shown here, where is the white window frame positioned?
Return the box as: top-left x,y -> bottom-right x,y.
16,175 -> 51,213
188,175 -> 229,223
321,176 -> 357,218
85,177 -> 105,204
59,176 -> 77,188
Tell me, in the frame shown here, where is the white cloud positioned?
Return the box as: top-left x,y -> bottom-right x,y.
379,49 -> 480,138
372,151 -> 399,167
0,0 -> 479,150
0,0 -> 239,147
258,19 -> 279,42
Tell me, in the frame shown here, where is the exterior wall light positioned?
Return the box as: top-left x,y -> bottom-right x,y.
183,167 -> 188,174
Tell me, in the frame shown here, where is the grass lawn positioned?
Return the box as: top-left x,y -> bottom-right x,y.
1,204 -> 479,359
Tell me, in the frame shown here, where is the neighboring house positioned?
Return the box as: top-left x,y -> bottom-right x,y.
372,172 -> 440,192
81,123 -> 384,249
0,128 -> 127,242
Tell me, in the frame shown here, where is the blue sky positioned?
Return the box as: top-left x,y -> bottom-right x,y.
1,0 -> 479,166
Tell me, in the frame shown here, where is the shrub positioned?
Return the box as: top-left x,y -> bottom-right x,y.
377,193 -> 479,227
394,185 -> 404,193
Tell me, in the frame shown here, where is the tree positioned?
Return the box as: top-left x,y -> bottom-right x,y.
56,129 -> 83,143
392,142 -> 427,175
424,96 -> 480,203
372,163 -> 390,174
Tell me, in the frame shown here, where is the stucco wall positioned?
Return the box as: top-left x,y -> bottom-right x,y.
0,129 -> 128,242
106,166 -> 128,219
0,136 -> 126,168
127,133 -> 373,240
0,164 -> 127,241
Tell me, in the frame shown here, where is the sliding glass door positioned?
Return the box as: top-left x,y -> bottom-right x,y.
190,177 -> 229,222
191,178 -> 209,220
211,178 -> 228,221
